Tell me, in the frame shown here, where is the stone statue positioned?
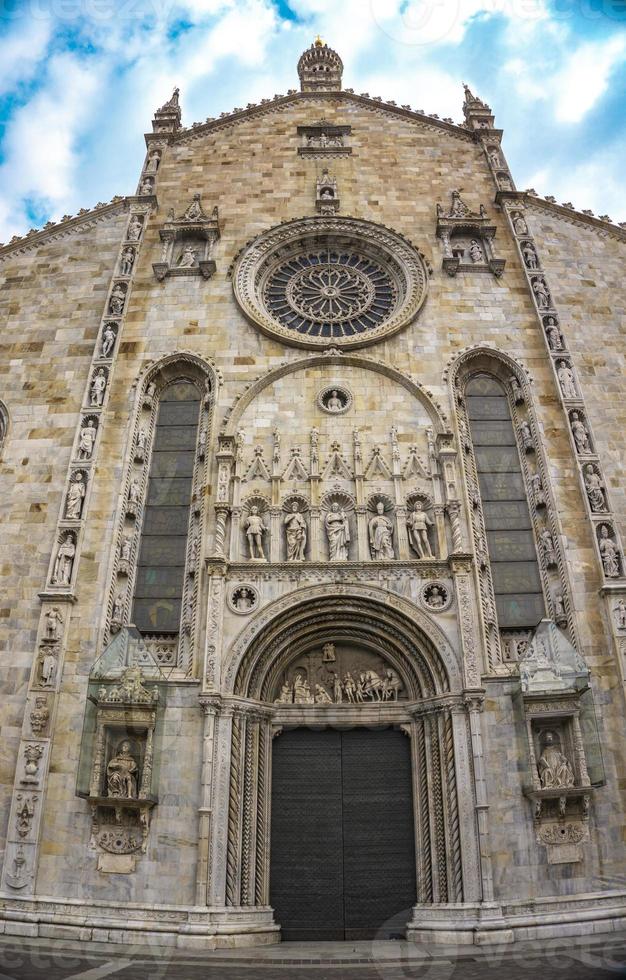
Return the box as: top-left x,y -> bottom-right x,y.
145,149 -> 161,172
584,465 -> 606,512
512,212 -> 528,236
554,592 -> 566,621
540,527 -> 557,567
44,607 -> 63,641
557,361 -> 577,399
426,585 -> 445,608
30,697 -> 49,736
120,536 -> 132,562
245,506 -> 267,560
127,216 -> 143,241
326,390 -> 343,412
275,682 -> 292,704
570,412 -> 590,454
489,149 -> 501,168
284,503 -> 307,561
90,369 -> 107,407
544,317 -> 562,350
343,672 -> 356,702
468,239 -> 483,263
614,599 -> 626,630
120,247 -> 135,276
112,591 -> 125,622
314,684 -> 332,704
522,242 -> 539,269
293,672 -> 313,704
109,284 -> 126,315
235,587 -> 255,611
52,533 -> 75,585
139,178 -> 153,195
509,375 -> 524,403
272,428 -> 281,465
599,525 -> 620,578
368,502 -> 394,560
101,324 -> 116,358
532,278 -> 550,309
129,478 -> 141,506
325,502 -> 350,561
40,645 -> 58,687
106,740 -> 138,799
183,194 -> 204,220
136,428 -> 147,454
78,419 -> 97,459
519,420 -> 534,453
531,473 -> 546,508
65,473 -> 85,520
407,504 -> 433,558
177,245 -> 197,268
538,732 -> 575,789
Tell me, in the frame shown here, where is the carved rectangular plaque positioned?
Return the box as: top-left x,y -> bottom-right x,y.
98,852 -> 135,874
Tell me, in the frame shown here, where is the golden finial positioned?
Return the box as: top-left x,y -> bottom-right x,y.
314,35 -> 324,47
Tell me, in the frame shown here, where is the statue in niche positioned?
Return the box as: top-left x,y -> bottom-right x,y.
522,242 -> 539,269
557,361 -> 577,399
369,502 -> 394,560
315,684 -> 332,704
330,670 -> 343,703
284,503 -> 307,561
145,149 -> 161,172
127,216 -> 143,241
532,278 -> 551,309
65,472 -> 85,520
30,697 -> 49,736
310,427 -> 319,464
326,389 -> 344,412
101,324 -> 116,358
119,536 -> 132,563
139,177 -> 153,195
177,244 -> 198,268
554,592 -> 566,622
570,412 -> 590,454
599,525 -> 620,578
234,587 -> 255,611
519,420 -> 534,453
468,239 -> 483,263
112,591 -> 126,622
120,247 -> 135,276
488,148 -> 501,168
109,284 -> 126,315
78,419 -> 97,459
39,644 -> 58,687
540,527 -> 557,567
407,504 -> 434,558
106,740 -> 138,799
52,533 -> 75,586
293,672 -> 314,704
136,428 -> 147,456
245,506 -> 267,560
614,599 -> 626,630
544,317 -> 562,351
90,368 -> 107,407
44,607 -> 63,641
275,682 -> 292,704
425,584 -> 446,608
129,478 -> 141,507
325,502 -> 350,561
530,473 -> 546,508
538,732 -> 575,789
322,642 -> 336,663
584,465 -> 606,513
509,375 -> 524,403
183,194 -> 204,220
512,212 -> 528,236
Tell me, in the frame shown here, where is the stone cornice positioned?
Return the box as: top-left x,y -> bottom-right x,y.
0,198 -> 130,261
524,193 -> 626,243
171,90 -> 474,147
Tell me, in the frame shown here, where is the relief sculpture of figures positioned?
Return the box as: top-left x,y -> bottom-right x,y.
557,361 -> 577,399
599,525 -> 620,578
120,247 -> 135,276
44,607 -> 63,641
177,245 -> 197,268
570,412 -> 590,454
101,324 -> 116,358
52,533 -> 75,586
584,465 -> 606,513
614,599 -> 626,630
325,502 -> 350,561
522,242 -> 539,269
245,506 -> 267,560
532,278 -> 551,309
127,216 -> 143,241
538,732 -> 575,789
544,316 -> 562,351
407,504 -> 433,558
109,284 -> 126,315
65,473 -> 86,520
540,527 -> 557,567
369,502 -> 394,560
78,419 -> 97,459
512,212 -> 528,235
284,503 -> 307,561
40,644 -> 58,687
469,239 -> 483,263
106,741 -> 138,799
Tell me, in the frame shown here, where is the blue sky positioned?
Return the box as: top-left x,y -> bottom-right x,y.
0,0 -> 625,241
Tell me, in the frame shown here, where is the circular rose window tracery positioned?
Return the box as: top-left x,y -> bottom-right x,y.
233,217 -> 429,350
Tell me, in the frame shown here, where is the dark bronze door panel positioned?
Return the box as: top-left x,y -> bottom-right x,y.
270,727 -> 416,941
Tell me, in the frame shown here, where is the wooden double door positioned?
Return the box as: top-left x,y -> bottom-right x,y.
270,727 -> 417,940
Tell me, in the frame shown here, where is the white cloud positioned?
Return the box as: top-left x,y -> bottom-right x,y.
551,35 -> 626,124
0,16 -> 52,95
522,147 -> 626,222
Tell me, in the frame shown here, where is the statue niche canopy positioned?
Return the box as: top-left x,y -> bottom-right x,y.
232,216 -> 430,349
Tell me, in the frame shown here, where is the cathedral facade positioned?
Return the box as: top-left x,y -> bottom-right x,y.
0,40 -> 625,948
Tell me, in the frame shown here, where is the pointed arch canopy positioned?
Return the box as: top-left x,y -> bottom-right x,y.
224,583 -> 462,702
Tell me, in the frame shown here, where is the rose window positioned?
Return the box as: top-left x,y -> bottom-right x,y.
232,217 -> 429,350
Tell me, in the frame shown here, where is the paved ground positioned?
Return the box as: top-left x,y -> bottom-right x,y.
0,933 -> 625,980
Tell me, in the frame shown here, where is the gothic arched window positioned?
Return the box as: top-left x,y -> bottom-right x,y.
466,374 -> 545,629
132,380 -> 202,637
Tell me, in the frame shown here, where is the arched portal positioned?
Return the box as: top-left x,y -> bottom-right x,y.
211,587 -> 481,940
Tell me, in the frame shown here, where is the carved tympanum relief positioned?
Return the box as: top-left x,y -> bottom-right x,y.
273,643 -> 405,705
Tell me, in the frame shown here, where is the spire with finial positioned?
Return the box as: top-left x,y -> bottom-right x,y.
298,38 -> 343,92
152,86 -> 182,135
461,81 -> 494,130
